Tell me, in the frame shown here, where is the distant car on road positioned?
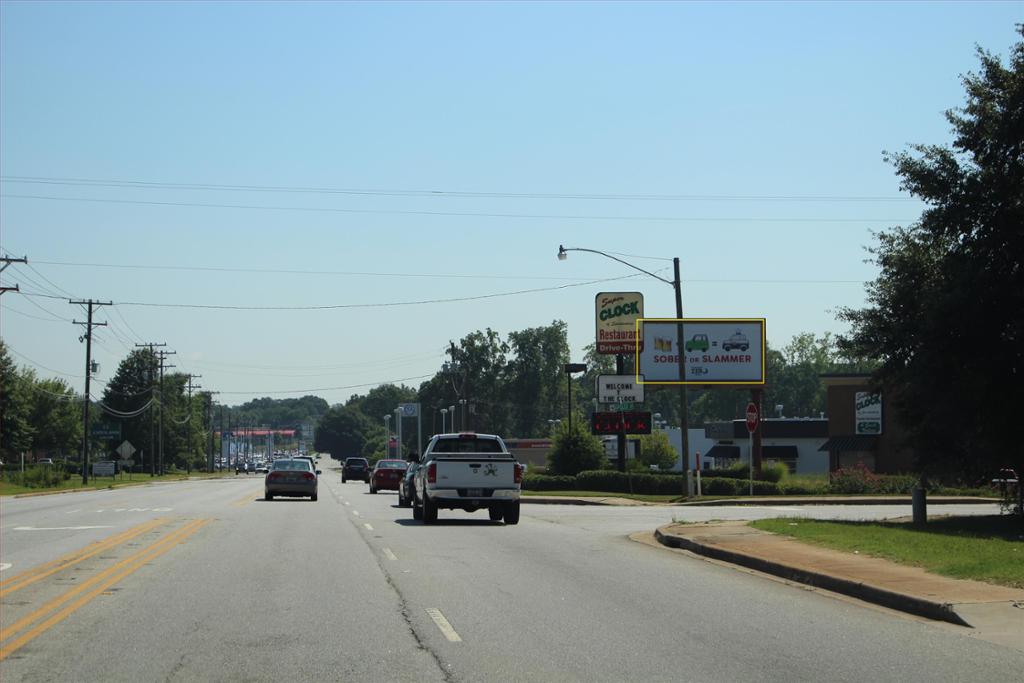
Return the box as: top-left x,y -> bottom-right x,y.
369,459 -> 408,494
264,459 -> 318,501
398,461 -> 420,507
255,462 -> 269,474
342,457 -> 369,483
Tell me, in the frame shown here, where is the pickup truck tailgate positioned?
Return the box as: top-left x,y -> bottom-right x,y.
435,459 -> 517,490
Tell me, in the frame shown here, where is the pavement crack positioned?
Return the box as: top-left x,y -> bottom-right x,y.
371,544 -> 456,683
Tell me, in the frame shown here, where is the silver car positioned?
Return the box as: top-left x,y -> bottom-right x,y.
265,459 -> 319,501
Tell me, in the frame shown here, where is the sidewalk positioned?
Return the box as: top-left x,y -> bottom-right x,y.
655,521 -> 1024,645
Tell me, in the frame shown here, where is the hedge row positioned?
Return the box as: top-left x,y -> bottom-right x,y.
521,474 -> 578,491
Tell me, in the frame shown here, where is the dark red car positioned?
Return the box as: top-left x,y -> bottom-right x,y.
369,459 -> 408,494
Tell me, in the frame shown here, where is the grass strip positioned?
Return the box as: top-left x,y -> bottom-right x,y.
750,516 -> 1024,589
522,490 -> 682,503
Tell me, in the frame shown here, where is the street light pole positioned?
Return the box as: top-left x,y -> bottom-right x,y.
558,246 -> 691,480
384,415 -> 392,458
440,408 -> 448,433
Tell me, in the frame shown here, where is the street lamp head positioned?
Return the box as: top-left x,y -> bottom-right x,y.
557,245 -> 567,261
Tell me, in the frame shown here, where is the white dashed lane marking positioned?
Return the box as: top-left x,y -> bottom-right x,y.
352,511 -> 360,517
426,608 -> 462,642
0,563 -> 12,572
363,523 -> 374,531
382,548 -> 397,561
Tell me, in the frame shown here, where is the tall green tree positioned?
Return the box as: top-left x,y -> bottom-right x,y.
24,372 -> 81,456
840,28 -> 1024,484
505,321 -> 570,437
0,340 -> 33,459
102,349 -> 157,469
315,405 -> 373,459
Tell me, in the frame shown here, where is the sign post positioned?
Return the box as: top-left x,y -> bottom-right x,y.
746,402 -> 759,496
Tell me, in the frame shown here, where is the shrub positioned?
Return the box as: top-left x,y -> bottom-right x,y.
575,470 -> 685,496
522,474 -> 576,491
699,477 -> 781,496
779,481 -> 827,495
760,462 -> 789,483
3,464 -> 70,488
702,463 -> 749,480
547,414 -> 606,476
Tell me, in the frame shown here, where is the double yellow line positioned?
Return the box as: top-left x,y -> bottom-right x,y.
0,517 -> 168,597
0,517 -> 211,660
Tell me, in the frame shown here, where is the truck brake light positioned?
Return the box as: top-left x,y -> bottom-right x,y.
427,462 -> 437,484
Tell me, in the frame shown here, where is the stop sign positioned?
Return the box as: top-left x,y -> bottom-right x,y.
745,402 -> 759,433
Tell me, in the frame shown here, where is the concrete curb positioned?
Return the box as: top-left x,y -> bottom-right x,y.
521,497 -> 611,506
654,525 -> 971,626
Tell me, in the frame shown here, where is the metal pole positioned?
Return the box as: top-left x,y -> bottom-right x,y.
417,404 -> 422,457
567,371 -> 572,434
749,430 -> 754,496
616,354 -> 626,472
395,409 -> 402,459
674,257 -> 691,495
80,302 -> 93,485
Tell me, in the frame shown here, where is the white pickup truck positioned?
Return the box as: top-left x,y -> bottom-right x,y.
412,432 -> 522,525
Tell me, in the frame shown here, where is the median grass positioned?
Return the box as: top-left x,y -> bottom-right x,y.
0,469 -> 237,496
750,516 -> 1024,589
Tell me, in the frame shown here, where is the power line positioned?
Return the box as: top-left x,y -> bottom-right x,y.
0,194 -> 917,223
27,259 -> 616,282
0,175 -> 918,202
18,271 -> 658,310
214,373 -> 436,396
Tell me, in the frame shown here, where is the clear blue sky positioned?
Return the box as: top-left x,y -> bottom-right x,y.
1,1 -> 1019,406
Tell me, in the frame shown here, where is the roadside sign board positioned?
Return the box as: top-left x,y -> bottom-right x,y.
92,461 -> 116,477
591,411 -> 652,435
635,318 -> 766,385
92,422 -> 121,440
597,375 -> 645,404
855,392 -> 883,435
596,292 -> 644,354
116,440 -> 136,459
746,402 -> 759,433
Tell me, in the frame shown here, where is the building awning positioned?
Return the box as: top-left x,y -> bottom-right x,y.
818,436 -> 878,452
706,445 -> 740,460
763,446 -> 798,460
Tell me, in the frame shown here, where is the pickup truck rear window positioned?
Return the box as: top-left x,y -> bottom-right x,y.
431,439 -> 504,453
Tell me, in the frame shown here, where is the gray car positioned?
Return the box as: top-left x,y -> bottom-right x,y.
265,459 -> 320,501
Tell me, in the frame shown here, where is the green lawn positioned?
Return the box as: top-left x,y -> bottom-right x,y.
750,516 -> 1024,588
522,490 -> 682,503
0,470 -> 235,496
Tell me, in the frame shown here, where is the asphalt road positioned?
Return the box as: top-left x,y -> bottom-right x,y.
1,462 -> 1020,681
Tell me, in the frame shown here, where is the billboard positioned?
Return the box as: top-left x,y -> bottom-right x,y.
595,292 -> 644,354
635,318 -> 766,385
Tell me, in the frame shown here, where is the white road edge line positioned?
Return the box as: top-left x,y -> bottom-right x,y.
363,523 -> 374,531
425,608 -> 462,642
382,548 -> 397,561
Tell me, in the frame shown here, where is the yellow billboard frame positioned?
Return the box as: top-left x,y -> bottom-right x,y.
634,317 -> 766,386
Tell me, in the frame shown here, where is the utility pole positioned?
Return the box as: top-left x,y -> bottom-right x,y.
71,299 -> 112,485
157,350 -> 176,475
0,255 -> 28,295
205,392 -> 219,472
136,343 -> 166,476
185,375 -> 202,474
